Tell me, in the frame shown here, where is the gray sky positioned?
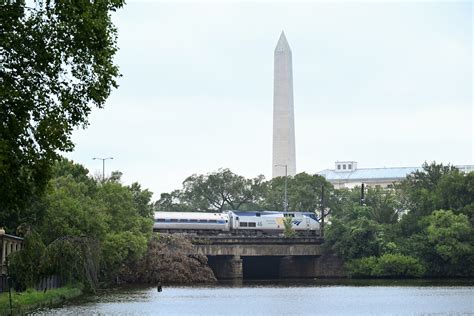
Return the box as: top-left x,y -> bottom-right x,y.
65,0 -> 473,199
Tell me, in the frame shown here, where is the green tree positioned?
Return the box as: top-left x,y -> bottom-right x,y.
129,182 -> 154,218
397,162 -> 458,235
325,215 -> 384,260
154,190 -> 193,212
435,172 -> 474,221
423,210 -> 473,276
364,186 -> 400,224
40,175 -> 109,244
158,169 -> 266,212
96,181 -> 153,280
8,230 -> 46,289
263,172 -> 334,214
0,0 -> 124,232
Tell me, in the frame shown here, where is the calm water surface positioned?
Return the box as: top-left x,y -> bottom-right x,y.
37,280 -> 474,315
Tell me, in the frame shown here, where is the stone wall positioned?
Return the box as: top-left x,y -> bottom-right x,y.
278,254 -> 346,279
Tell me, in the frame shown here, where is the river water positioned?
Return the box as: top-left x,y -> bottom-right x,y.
37,280 -> 473,315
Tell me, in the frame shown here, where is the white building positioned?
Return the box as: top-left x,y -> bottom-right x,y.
317,161 -> 474,189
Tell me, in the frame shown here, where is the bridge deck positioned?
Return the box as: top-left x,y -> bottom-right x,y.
192,235 -> 323,245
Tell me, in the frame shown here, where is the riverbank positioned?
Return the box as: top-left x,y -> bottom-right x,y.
0,286 -> 82,315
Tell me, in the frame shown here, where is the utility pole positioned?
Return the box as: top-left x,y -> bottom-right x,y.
275,164 -> 288,212
93,157 -> 113,182
320,185 -> 325,237
360,183 -> 365,206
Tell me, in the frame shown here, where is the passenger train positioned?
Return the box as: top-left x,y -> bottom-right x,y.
153,210 -> 320,235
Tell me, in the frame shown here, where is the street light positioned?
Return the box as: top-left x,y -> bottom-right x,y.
93,157 -> 113,182
274,164 -> 288,212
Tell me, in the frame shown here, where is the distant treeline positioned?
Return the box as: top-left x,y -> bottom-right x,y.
155,163 -> 474,278
4,160 -> 474,290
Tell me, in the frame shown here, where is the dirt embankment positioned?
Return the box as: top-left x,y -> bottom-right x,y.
120,234 -> 216,284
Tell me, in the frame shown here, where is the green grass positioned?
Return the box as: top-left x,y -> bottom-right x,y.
0,286 -> 82,315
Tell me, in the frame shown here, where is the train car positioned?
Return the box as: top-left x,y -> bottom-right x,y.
228,211 -> 320,235
153,211 -> 230,233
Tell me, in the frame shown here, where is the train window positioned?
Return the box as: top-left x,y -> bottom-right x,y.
240,222 -> 248,227
189,219 -> 198,223
198,219 -> 207,223
248,222 -> 256,227
284,213 -> 295,218
256,213 -> 261,217
209,220 -> 217,223
236,217 -> 239,220
155,219 -> 166,222
179,219 -> 188,222
170,219 -> 178,222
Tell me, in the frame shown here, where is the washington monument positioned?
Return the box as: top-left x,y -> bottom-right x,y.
272,31 -> 296,178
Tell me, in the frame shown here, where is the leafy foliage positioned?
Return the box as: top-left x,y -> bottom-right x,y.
325,216 -> 385,260
8,159 -> 154,289
0,0 -> 124,232
8,231 -> 46,289
283,217 -> 296,238
263,172 -> 335,214
155,169 -> 267,212
325,163 -> 474,278
347,254 -> 425,278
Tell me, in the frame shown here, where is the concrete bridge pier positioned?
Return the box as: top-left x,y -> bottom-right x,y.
208,255 -> 243,280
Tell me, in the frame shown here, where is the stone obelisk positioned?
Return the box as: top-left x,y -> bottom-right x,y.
272,31 -> 296,178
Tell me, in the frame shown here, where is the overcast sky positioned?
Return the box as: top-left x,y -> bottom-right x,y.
65,0 -> 473,199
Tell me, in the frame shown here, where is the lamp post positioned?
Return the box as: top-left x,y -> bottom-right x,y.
93,157 -> 113,182
275,164 -> 288,212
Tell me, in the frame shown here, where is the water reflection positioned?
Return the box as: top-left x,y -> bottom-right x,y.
37,280 -> 474,315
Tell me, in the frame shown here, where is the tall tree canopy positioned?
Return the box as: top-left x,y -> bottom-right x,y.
9,158 -> 154,289
175,168 -> 266,212
0,0 -> 124,231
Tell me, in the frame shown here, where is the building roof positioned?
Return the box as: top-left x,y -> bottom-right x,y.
317,166 -> 422,182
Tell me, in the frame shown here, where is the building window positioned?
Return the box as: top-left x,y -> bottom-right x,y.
343,164 -> 346,170
337,165 -> 341,170
348,164 -> 352,170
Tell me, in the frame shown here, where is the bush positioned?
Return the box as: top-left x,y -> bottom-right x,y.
283,217 -> 296,238
346,256 -> 378,278
347,254 -> 426,278
374,254 -> 425,278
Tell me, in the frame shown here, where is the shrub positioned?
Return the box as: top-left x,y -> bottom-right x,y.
346,256 -> 378,278
283,217 -> 296,238
347,254 -> 426,278
373,254 -> 425,278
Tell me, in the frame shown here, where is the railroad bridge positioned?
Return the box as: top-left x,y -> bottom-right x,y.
191,236 -> 343,280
